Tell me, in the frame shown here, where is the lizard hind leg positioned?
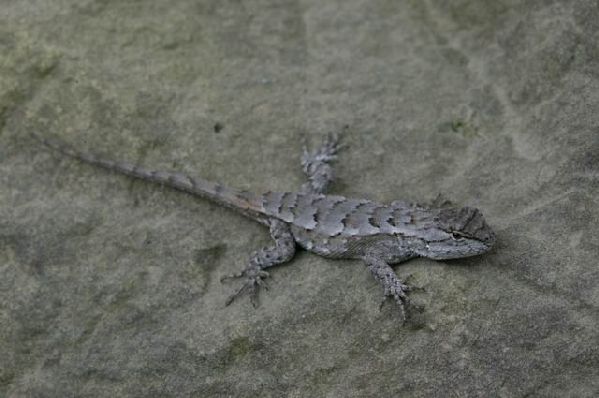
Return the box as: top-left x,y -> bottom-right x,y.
220,219 -> 296,307
300,127 -> 347,194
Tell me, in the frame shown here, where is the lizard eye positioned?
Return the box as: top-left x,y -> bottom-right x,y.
451,231 -> 465,239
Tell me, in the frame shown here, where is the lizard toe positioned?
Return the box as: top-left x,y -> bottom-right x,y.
223,267 -> 269,307
220,271 -> 242,283
380,280 -> 420,321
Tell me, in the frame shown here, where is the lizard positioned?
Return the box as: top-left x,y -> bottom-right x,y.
33,131 -> 495,320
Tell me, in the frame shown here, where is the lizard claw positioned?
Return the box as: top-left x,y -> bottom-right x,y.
221,266 -> 270,307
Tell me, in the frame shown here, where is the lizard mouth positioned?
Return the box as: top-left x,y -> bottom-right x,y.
421,236 -> 494,260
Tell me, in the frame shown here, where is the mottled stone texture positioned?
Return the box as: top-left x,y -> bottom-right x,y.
1,0 -> 598,397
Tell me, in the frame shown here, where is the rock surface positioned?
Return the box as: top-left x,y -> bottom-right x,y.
1,0 -> 598,397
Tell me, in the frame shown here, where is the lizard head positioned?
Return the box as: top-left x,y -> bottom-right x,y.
416,206 -> 495,260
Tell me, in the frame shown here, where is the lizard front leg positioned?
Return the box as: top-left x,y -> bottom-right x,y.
300,129 -> 346,194
220,218 -> 296,307
362,251 -> 416,321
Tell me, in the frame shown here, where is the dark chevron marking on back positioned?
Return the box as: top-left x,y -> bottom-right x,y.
258,190 -> 444,238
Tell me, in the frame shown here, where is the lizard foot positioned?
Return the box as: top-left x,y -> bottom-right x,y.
300,130 -> 347,171
220,266 -> 269,308
379,279 -> 420,321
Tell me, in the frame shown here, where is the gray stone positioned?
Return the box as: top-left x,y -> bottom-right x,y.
1,0 -> 598,397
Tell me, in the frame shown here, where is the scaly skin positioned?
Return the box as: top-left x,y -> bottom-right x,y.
33,130 -> 495,321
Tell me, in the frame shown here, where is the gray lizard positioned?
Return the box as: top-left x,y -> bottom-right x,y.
34,131 -> 495,320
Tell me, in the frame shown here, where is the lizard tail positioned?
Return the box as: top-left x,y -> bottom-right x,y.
32,134 -> 265,217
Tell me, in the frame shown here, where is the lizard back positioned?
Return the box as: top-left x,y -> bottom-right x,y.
259,191 -> 420,238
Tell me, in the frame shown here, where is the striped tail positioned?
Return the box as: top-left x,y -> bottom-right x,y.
33,134 -> 266,219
